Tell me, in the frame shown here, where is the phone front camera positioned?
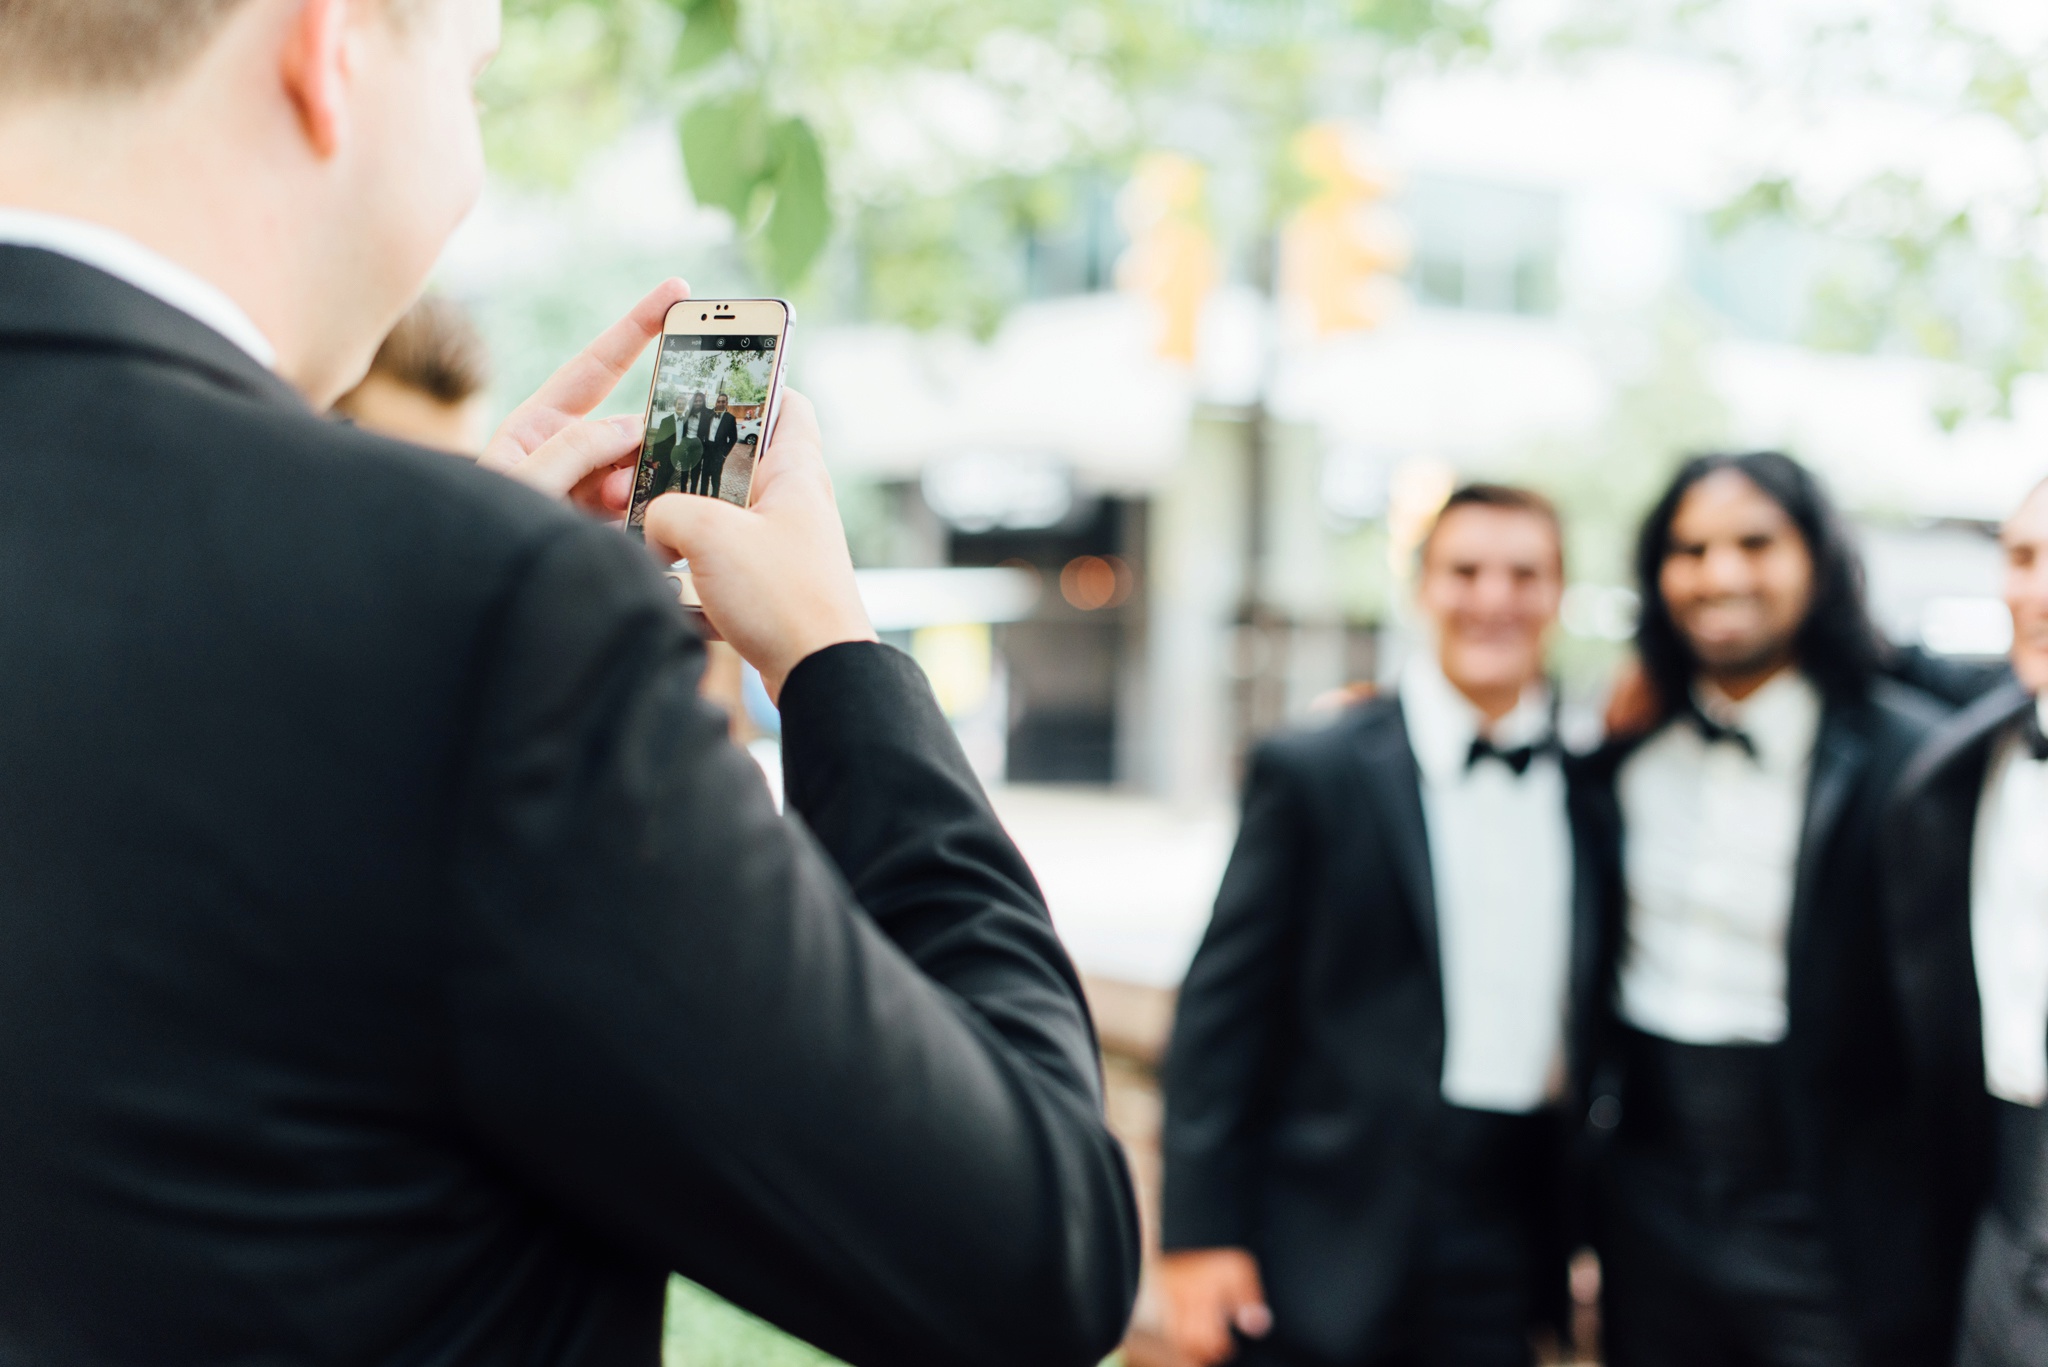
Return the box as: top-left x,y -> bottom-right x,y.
700,313 -> 707,320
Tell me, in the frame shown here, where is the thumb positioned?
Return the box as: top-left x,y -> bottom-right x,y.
1233,1301 -> 1272,1339
502,415 -> 644,499
640,488 -> 744,565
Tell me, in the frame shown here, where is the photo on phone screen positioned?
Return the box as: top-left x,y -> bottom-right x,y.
626,330 -> 779,537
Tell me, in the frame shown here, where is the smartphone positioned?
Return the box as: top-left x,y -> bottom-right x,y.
624,298 -> 792,620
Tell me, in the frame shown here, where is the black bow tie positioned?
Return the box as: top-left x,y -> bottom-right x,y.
1689,709 -> 1758,759
1466,735 -> 1553,776
2021,704 -> 2048,762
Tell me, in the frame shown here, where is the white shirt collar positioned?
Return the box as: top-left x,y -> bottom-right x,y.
1400,651 -> 1553,784
0,209 -> 276,369
1694,668 -> 1822,773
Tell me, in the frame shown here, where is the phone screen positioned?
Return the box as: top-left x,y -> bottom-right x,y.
626,328 -> 781,538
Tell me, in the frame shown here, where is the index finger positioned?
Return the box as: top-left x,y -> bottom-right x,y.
518,278 -> 692,422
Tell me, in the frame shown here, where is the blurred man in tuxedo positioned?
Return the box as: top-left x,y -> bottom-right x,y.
1160,485 -> 1599,1367
1881,477 -> 2048,1367
639,402 -> 682,502
701,392 -> 740,499
0,2 -> 1139,1364
1582,453 -> 1953,1367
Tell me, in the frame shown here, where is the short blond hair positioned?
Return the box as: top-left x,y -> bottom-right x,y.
341,294 -> 490,407
0,0 -> 420,95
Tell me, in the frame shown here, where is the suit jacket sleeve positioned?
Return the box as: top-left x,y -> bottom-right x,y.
446,520 -> 1139,1367
1159,739 -> 1311,1251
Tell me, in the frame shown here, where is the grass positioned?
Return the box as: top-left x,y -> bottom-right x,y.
661,1278 -> 1126,1367
663,1278 -> 844,1367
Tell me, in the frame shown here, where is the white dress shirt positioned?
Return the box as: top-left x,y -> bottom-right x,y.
1972,695 -> 2048,1105
0,208 -> 275,367
1401,655 -> 1574,1113
1616,669 -> 1822,1045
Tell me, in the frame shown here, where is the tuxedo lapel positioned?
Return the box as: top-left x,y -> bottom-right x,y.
1354,702 -> 1439,977
1790,703 -> 1869,970
1887,679 -> 2033,1050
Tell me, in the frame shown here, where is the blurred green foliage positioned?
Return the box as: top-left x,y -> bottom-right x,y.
480,1 -> 2048,410
1697,7 -> 2048,422
480,0 -> 1496,321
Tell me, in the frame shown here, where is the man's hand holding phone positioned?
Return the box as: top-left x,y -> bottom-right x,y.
476,281 -> 871,702
478,278 -> 689,510
640,391 -> 877,702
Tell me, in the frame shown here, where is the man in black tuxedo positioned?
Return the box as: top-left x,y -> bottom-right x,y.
1161,485 -> 1600,1367
0,3 -> 1138,1365
675,390 -> 711,494
1881,478 -> 2048,1367
639,404 -> 682,503
1581,453 -> 1952,1367
701,393 -> 741,499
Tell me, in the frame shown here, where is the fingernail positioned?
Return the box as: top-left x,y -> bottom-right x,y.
1236,1305 -> 1272,1337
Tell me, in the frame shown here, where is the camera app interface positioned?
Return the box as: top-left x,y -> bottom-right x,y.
627,331 -> 779,535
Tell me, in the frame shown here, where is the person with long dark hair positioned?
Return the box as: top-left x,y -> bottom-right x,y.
1582,452 -> 1959,1367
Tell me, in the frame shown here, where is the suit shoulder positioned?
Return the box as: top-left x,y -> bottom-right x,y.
1864,677 -> 1952,747
1896,678 -> 2034,799
299,418 -> 578,543
239,402 -> 622,598
169,387 -> 649,636
1245,695 -> 1400,788
1871,675 -> 1949,723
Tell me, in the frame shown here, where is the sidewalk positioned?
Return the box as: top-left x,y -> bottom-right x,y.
986,784 -> 1234,989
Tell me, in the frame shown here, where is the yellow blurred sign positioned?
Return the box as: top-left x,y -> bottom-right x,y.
910,623 -> 994,719
1116,153 -> 1218,364
1280,123 -> 1411,336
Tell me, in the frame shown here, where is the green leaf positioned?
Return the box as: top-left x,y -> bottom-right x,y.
673,0 -> 737,73
761,118 -> 832,286
680,92 -> 774,218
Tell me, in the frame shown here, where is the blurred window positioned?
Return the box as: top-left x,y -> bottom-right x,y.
1024,180 -> 1123,299
1685,216 -> 1813,343
1405,176 -> 1560,316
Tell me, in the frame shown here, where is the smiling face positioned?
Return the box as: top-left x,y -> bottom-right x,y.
1416,503 -> 1563,718
1658,469 -> 1816,690
2005,480 -> 2048,692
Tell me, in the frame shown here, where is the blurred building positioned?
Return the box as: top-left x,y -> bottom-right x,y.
799,52 -> 2037,805
442,54 -> 2039,810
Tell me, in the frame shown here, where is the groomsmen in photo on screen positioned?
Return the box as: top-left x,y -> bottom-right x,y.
701,393 -> 739,499
675,390 -> 711,494
1579,451 -> 1960,1367
1880,475 -> 2048,1367
1160,485 -> 1601,1367
640,402 -> 681,502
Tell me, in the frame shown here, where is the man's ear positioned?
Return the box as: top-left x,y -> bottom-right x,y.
280,0 -> 353,158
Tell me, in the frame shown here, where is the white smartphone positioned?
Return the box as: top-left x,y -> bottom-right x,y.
624,298 -> 793,618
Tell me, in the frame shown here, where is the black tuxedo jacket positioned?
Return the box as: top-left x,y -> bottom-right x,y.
1880,674 -> 2033,1311
707,411 -> 739,459
0,246 -> 1138,1367
1159,695 -> 1603,1364
1578,680 -> 1953,1367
